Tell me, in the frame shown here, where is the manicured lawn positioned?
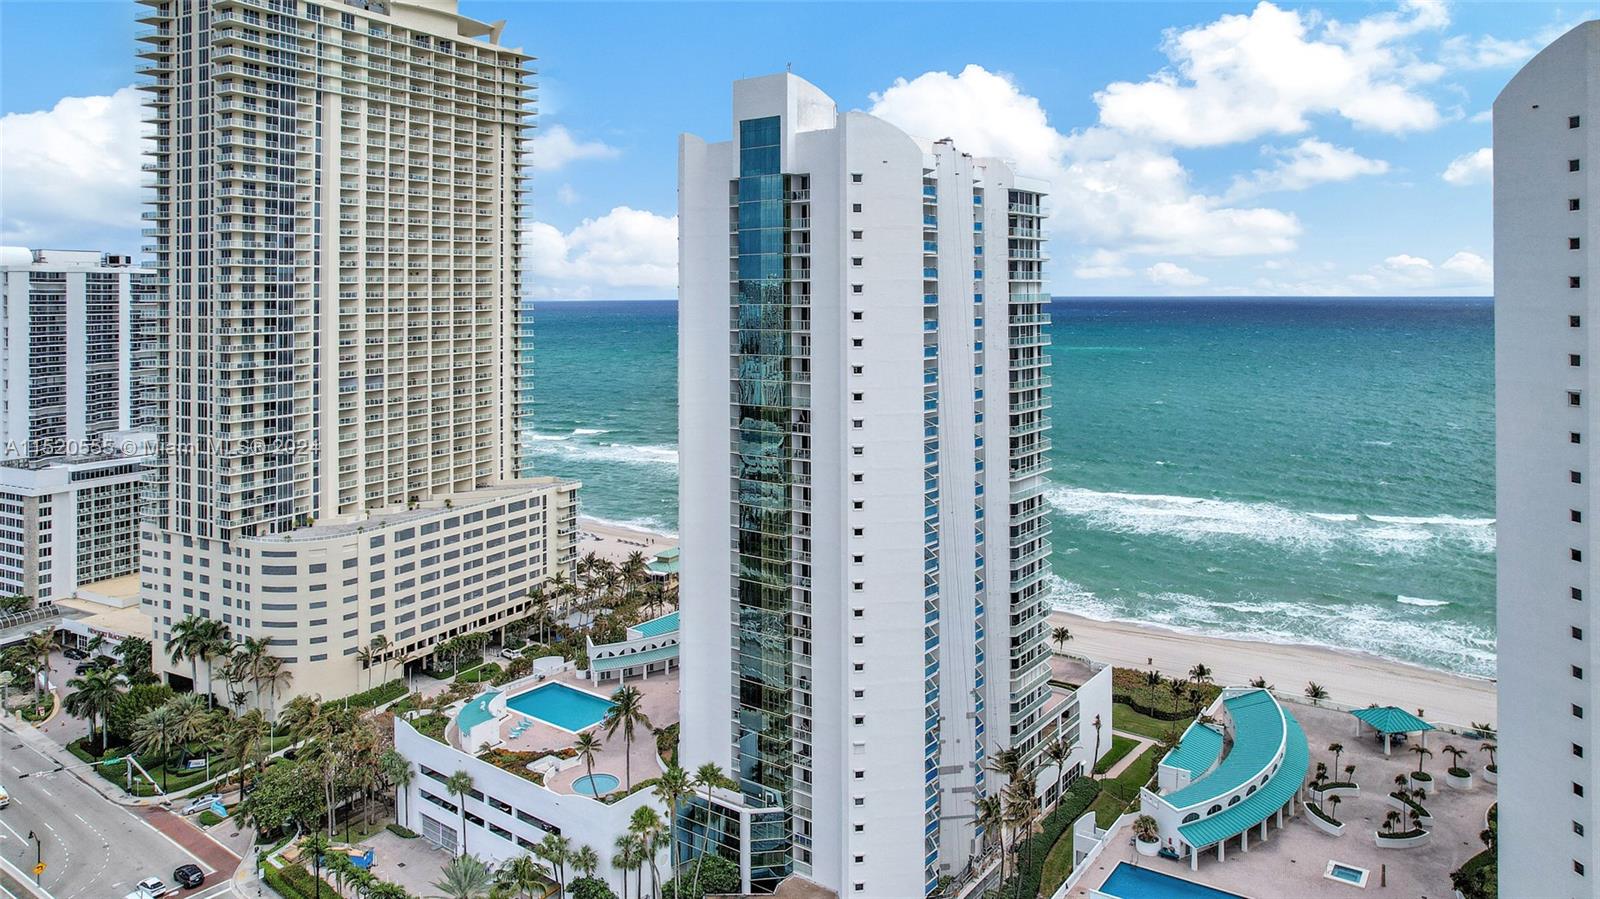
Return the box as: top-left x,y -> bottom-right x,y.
1094,735 -> 1139,774
1039,825 -> 1076,898
1090,790 -> 1128,830
1102,742 -> 1159,804
1113,702 -> 1187,742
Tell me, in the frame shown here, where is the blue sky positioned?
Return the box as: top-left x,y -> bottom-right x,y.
0,1 -> 1583,296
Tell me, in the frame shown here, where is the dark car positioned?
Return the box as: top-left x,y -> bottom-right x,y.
173,864 -> 204,889
61,646 -> 88,661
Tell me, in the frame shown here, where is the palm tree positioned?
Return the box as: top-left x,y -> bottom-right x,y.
535,833 -> 571,899
168,692 -> 216,778
1043,738 -> 1071,809
495,855 -> 546,899
571,845 -> 600,881
64,667 -> 121,750
233,636 -> 271,710
224,709 -> 268,796
1328,742 -> 1345,776
1091,714 -> 1103,778
1443,743 -> 1469,775
1249,675 -> 1274,690
1002,777 -> 1039,899
1481,742 -> 1498,771
1050,625 -> 1072,653
975,793 -> 1004,858
628,805 -> 665,898
574,732 -> 602,792
302,833 -> 330,899
1327,794 -> 1343,822
281,694 -> 323,747
1304,681 -> 1329,705
369,635 -> 392,687
1166,676 -> 1188,715
653,764 -> 692,887
433,854 -> 494,899
445,770 -> 476,857
1188,662 -> 1213,684
381,749 -> 414,829
612,833 -> 641,899
166,615 -> 207,693
690,763 -> 734,895
602,685 -> 653,789
1382,809 -> 1402,834
258,655 -> 293,722
196,618 -> 232,708
1131,814 -> 1159,844
132,702 -> 181,790
22,630 -> 53,700
1410,744 -> 1434,775
356,646 -> 376,695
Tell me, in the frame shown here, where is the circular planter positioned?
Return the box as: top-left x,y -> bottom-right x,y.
1384,792 -> 1433,828
1307,806 -> 1346,837
1374,829 -> 1431,849
1445,768 -> 1474,791
1408,772 -> 1433,795
1135,837 -> 1160,857
1482,765 -> 1498,785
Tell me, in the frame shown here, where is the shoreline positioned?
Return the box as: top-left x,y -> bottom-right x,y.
1050,610 -> 1497,727
573,517 -> 1498,726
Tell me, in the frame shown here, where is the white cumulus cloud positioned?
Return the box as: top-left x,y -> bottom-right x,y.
0,86 -> 146,250
522,206 -> 677,298
1094,1 -> 1447,148
869,65 -> 1301,259
525,124 -> 620,171
1145,261 -> 1210,288
1348,249 -> 1492,292
1441,147 -> 1492,186
1227,138 -> 1389,199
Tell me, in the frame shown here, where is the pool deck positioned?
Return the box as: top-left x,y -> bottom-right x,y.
1071,701 -> 1495,899
465,667 -> 679,798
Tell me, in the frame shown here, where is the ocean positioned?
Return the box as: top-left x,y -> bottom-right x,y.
526,297 -> 1495,677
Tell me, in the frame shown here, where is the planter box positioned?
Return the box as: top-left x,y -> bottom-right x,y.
1307,805 -> 1345,836
1385,792 -> 1433,828
1445,769 -> 1474,791
1135,838 -> 1160,857
1408,772 -> 1433,795
1311,783 -> 1360,801
1482,765 -> 1498,785
1374,829 -> 1431,849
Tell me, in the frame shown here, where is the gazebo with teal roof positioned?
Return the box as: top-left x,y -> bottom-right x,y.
1350,705 -> 1434,756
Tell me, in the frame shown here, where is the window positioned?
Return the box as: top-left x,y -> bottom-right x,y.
852,419 -> 864,429
1572,392 -> 1584,406
1575,743 -> 1586,757
1574,471 -> 1584,484
853,824 -> 865,832
1574,277 -> 1585,289
1575,704 -> 1586,719
851,257 -> 863,267
1574,510 -> 1584,523
853,715 -> 865,725
851,230 -> 863,240
1575,665 -> 1585,679
1576,821 -> 1586,835
852,583 -> 864,593
852,203 -> 862,213
853,688 -> 864,698
1573,355 -> 1583,366
852,310 -> 864,320
852,284 -> 864,294
852,447 -> 864,457
1573,315 -> 1584,327
1573,115 -> 1583,128
851,365 -> 864,374
853,662 -> 864,671
852,473 -> 864,483
1573,198 -> 1583,211
850,173 -> 863,183
1575,626 -> 1586,639
852,500 -> 864,510
1574,159 -> 1584,172
852,338 -> 864,348
1578,861 -> 1587,876
1575,782 -> 1586,797
854,854 -> 865,862
1574,587 -> 1585,600
1575,238 -> 1584,250
852,527 -> 864,537
853,797 -> 865,806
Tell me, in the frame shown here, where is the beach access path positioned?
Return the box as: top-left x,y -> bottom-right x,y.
1052,611 -> 1497,727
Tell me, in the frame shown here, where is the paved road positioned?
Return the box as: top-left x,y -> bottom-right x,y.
0,724 -> 226,899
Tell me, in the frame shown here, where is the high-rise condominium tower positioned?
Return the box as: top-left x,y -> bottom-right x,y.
0,249 -> 154,601
679,74 -> 1055,896
1495,20 -> 1600,897
135,0 -> 576,696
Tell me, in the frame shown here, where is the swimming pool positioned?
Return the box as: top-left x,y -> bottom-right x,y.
457,690 -> 502,734
572,773 -> 620,797
505,682 -> 615,733
1324,861 -> 1369,887
1098,863 -> 1248,899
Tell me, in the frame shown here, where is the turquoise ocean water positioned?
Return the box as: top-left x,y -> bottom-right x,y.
527,298 -> 1495,677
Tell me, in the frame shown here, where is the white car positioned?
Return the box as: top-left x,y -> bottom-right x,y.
0,786 -> 10,809
180,794 -> 220,815
125,876 -> 173,899
499,647 -> 523,660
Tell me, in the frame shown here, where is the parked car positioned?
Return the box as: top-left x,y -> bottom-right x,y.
499,647 -> 523,660
180,794 -> 220,815
0,786 -> 11,808
125,876 -> 173,899
62,646 -> 88,661
172,864 -> 204,889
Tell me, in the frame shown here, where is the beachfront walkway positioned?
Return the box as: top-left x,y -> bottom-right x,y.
1070,700 -> 1496,898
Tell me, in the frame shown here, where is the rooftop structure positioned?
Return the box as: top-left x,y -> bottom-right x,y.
1348,705 -> 1434,756
1140,688 -> 1310,869
586,608 -> 681,683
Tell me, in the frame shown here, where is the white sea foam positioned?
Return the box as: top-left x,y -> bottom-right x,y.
581,514 -> 678,538
1397,595 -> 1451,607
572,428 -> 609,436
1044,573 -> 1495,677
526,432 -> 571,442
523,437 -> 679,467
1046,485 -> 1494,555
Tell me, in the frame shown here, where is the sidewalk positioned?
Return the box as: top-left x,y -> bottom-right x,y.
143,807 -> 242,882
1102,729 -> 1158,779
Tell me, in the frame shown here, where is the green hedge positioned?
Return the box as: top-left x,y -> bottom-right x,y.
386,823 -> 418,839
342,679 -> 407,711
993,777 -> 1101,899
264,863 -> 340,899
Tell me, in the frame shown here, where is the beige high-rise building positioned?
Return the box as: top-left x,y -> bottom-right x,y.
135,0 -> 576,697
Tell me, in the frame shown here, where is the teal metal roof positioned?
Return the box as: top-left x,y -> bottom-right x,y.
1164,690 -> 1286,809
632,610 -> 680,638
1163,722 -> 1225,778
1178,707 -> 1309,848
1350,705 -> 1434,735
589,642 -> 679,672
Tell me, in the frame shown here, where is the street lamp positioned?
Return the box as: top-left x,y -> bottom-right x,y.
25,830 -> 40,884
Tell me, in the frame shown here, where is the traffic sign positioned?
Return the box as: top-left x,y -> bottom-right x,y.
101,757 -> 122,766
32,862 -> 44,876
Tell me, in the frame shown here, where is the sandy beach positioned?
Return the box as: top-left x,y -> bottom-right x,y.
576,516 -> 677,565
1051,610 -> 1497,728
